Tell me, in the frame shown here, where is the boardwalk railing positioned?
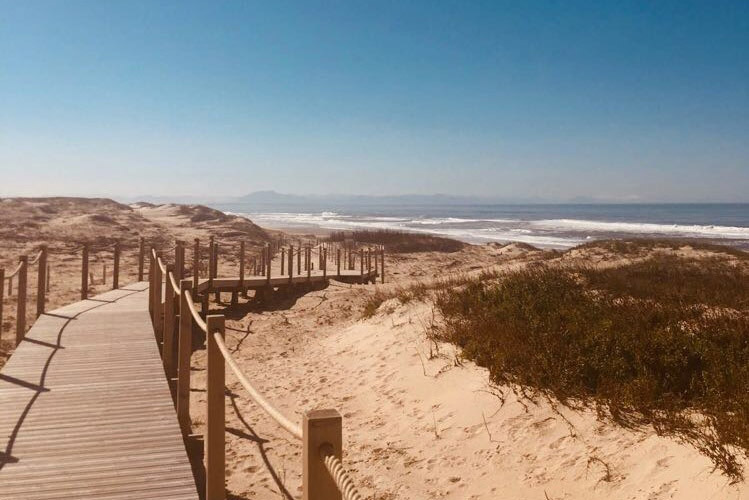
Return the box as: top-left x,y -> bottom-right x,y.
1,239 -> 165,346
151,242 -> 366,500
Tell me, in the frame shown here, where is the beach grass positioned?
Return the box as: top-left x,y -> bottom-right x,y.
434,256 -> 749,480
327,229 -> 466,253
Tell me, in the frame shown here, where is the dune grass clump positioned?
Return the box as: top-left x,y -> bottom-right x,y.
574,238 -> 749,260
435,258 -> 749,480
328,229 -> 465,254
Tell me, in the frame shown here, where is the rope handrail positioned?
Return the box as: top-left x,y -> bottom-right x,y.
3,260 -> 24,280
157,256 -> 167,275
168,271 -> 182,297
182,289 -> 207,332
212,332 -> 303,440
28,249 -> 44,265
323,454 -> 364,500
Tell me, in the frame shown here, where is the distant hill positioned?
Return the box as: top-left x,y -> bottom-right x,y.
236,191 -> 490,206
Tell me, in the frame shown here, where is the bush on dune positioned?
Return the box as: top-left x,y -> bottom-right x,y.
435,257 -> 749,480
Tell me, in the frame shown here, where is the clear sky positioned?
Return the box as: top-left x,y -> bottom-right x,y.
1,1 -> 748,202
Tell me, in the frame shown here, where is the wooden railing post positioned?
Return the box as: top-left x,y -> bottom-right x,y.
381,246 -> 385,284
359,249 -> 364,278
303,409 -> 342,500
336,248 -> 341,277
81,243 -> 89,300
177,279 -> 193,435
193,238 -> 200,295
265,245 -> 271,285
163,265 -> 176,382
307,247 -> 312,282
175,241 -> 185,282
36,245 -> 47,317
288,245 -> 294,284
138,237 -> 145,281
323,247 -> 327,279
0,268 -> 4,342
368,247 -> 372,281
148,249 -> 155,320
281,248 -> 285,275
154,253 -> 164,344
206,315 -> 226,500
16,256 -> 28,345
239,240 -> 245,291
208,236 -> 215,289
297,246 -> 301,275
113,241 -> 120,290
213,241 -> 221,303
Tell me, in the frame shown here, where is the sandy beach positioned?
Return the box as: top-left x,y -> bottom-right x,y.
1,198 -> 748,500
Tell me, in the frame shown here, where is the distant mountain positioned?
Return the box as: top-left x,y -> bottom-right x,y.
235,191 -> 489,206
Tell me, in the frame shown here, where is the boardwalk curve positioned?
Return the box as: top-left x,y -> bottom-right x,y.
0,282 -> 198,500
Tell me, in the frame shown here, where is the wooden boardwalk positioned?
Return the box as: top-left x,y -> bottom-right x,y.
0,282 -> 198,500
197,268 -> 378,293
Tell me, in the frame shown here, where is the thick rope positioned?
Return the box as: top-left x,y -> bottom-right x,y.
168,271 -> 182,297
182,289 -> 207,332
157,256 -> 167,275
28,249 -> 44,265
212,332 -> 303,440
3,261 -> 24,280
323,454 -> 364,500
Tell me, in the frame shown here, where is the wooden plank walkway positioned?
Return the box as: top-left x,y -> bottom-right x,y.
0,282 -> 198,500
198,268 -> 378,293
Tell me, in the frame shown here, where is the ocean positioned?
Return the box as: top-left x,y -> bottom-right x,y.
214,203 -> 749,249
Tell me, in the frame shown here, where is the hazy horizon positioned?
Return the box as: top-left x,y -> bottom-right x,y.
2,1 -> 748,202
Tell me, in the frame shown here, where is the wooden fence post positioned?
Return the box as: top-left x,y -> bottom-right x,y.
36,246 -> 47,317
163,265 -> 176,382
281,248 -> 285,275
264,245 -> 270,286
177,279 -> 193,435
113,241 -> 120,290
239,241 -> 245,292
148,249 -> 154,320
288,245 -> 294,284
323,248 -> 327,279
381,246 -> 385,284
16,256 -> 28,346
307,247 -> 312,282
206,315 -> 226,500
81,243 -> 89,300
0,268 -> 4,342
359,249 -> 364,278
154,253 -> 163,344
336,248 -> 341,278
138,237 -> 145,281
175,241 -> 185,282
297,246 -> 301,275
368,248 -> 372,281
303,409 -> 343,500
193,238 -> 200,295
213,241 -> 221,303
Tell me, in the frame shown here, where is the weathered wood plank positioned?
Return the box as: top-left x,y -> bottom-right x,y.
0,283 -> 198,500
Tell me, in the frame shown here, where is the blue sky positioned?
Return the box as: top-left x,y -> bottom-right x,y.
1,1 -> 748,202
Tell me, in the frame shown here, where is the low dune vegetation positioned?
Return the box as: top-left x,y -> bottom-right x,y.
327,229 -> 466,253
434,254 -> 749,480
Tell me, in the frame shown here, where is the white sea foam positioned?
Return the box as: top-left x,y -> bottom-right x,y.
235,210 -> 749,250
533,219 -> 749,239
